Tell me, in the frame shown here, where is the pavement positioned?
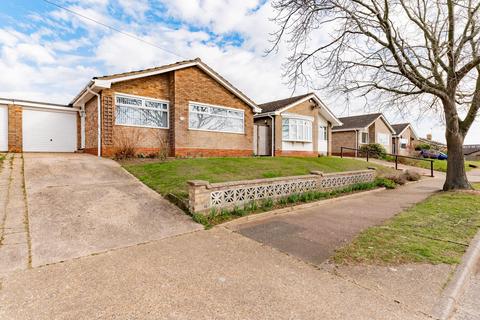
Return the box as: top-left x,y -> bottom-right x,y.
2,153 -> 201,270
228,177 -> 443,266
0,227 -> 430,320
451,260 -> 480,320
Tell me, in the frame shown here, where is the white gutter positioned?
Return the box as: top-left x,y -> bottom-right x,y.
86,86 -> 101,157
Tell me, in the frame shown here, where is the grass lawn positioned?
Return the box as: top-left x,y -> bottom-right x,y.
389,157 -> 479,172
123,156 -> 390,200
334,192 -> 480,265
474,183 -> 480,190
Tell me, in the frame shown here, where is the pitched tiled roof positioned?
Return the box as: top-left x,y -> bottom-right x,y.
391,123 -> 410,135
94,59 -> 198,80
333,113 -> 383,131
258,93 -> 312,113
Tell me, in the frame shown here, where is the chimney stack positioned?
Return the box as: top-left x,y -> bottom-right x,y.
426,134 -> 432,141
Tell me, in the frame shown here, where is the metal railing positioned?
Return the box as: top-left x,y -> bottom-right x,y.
340,146 -> 435,177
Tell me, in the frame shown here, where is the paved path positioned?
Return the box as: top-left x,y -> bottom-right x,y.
451,260 -> 480,320
228,177 -> 443,266
0,154 -> 31,274
0,227 -> 429,320
18,153 -> 201,268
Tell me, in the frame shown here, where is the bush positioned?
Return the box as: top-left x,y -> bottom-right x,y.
385,173 -> 407,185
359,143 -> 387,159
415,143 -> 431,151
375,177 -> 397,189
404,170 -> 421,181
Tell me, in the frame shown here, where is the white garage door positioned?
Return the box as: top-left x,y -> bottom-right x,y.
23,109 -> 77,152
0,105 -> 7,151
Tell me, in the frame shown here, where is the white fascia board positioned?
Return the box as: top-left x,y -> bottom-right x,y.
274,93 -> 342,126
0,98 -> 78,112
254,112 -> 276,118
281,112 -> 314,121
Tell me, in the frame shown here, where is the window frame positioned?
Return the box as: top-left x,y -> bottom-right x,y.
319,125 -> 328,141
188,101 -> 245,134
360,132 -> 369,144
282,117 -> 313,143
114,92 -> 169,129
377,132 -> 390,146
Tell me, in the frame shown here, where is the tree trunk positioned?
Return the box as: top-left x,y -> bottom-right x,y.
443,128 -> 471,190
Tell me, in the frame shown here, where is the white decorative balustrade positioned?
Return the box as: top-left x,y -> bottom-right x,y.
188,169 -> 376,214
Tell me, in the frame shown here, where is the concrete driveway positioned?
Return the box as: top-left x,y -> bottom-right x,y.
23,153 -> 201,267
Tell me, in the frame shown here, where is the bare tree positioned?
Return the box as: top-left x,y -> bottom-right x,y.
269,0 -> 480,190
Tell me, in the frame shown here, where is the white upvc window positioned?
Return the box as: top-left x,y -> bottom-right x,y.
400,138 -> 408,149
115,93 -> 169,128
188,102 -> 244,134
319,126 -> 328,141
377,133 -> 390,146
361,132 -> 369,144
282,118 -> 313,142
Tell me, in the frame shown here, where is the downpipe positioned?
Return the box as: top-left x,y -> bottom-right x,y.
86,87 -> 101,157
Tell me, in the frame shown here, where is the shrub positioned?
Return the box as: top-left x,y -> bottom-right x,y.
383,173 -> 407,185
415,143 -> 431,151
375,177 -> 397,189
113,127 -> 144,159
359,143 -> 387,159
404,170 -> 421,181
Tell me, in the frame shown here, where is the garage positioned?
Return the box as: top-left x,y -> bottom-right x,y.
22,108 -> 77,152
0,105 -> 7,151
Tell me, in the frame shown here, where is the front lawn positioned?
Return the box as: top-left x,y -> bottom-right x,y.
474,183 -> 480,190
388,157 -> 479,172
334,192 -> 480,265
123,156 -> 391,200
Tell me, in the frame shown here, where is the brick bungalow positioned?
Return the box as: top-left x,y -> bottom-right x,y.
331,113 -> 395,156
71,58 -> 262,157
391,123 -> 418,155
253,93 -> 342,156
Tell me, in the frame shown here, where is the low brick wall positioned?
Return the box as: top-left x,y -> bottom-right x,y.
188,169 -> 376,214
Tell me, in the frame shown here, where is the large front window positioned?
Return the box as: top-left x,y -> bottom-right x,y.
282,118 -> 312,142
188,102 -> 244,134
115,94 -> 169,128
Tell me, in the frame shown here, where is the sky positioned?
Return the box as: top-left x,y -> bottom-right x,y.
0,0 -> 478,144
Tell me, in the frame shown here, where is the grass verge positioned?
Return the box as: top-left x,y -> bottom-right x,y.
192,178 -> 394,229
385,156 -> 479,173
333,192 -> 480,265
123,156 -> 392,200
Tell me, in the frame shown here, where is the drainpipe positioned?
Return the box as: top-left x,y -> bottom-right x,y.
268,114 -> 275,157
86,86 -> 101,157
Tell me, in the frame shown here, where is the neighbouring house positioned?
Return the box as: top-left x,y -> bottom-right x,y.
463,144 -> 480,161
71,58 -> 261,157
1,98 -> 79,153
417,135 -> 447,152
331,113 -> 395,156
391,123 -> 418,155
253,93 -> 342,156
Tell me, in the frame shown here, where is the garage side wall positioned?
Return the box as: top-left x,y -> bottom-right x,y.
8,104 -> 22,153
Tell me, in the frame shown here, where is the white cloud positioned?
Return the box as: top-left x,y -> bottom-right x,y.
117,0 -> 150,19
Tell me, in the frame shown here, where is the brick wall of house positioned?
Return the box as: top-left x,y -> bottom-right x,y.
84,96 -> 98,154
172,66 -> 254,156
84,66 -> 255,157
331,130 -> 357,155
285,100 -> 318,156
393,127 -> 416,156
7,105 -> 22,153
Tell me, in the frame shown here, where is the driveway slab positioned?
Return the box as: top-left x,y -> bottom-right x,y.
23,153 -> 201,267
0,228 -> 428,320
229,177 -> 443,265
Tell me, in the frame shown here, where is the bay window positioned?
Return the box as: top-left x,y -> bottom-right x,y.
188,102 -> 244,134
115,94 -> 169,128
282,118 -> 312,142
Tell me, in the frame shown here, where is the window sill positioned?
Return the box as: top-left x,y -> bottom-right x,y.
115,123 -> 169,130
